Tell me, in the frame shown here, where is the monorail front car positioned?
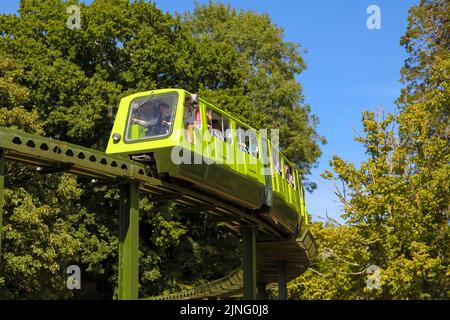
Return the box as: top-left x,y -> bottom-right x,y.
106,89 -> 308,237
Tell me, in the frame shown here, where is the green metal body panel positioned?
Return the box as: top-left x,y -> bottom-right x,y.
242,226 -> 257,300
265,193 -> 301,236
118,183 -> 139,300
177,162 -> 265,209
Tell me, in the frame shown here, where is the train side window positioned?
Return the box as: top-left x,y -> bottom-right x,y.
207,108 -> 232,144
271,146 -> 282,175
298,174 -> 304,198
284,163 -> 295,188
237,125 -> 248,153
184,94 -> 200,144
249,131 -> 259,158
223,117 -> 232,144
237,126 -> 259,158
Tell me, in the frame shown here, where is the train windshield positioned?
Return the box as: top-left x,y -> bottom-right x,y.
126,92 -> 177,141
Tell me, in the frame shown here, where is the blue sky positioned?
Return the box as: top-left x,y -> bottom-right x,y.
0,0 -> 418,222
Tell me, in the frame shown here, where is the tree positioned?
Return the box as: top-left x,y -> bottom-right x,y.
288,221 -> 375,300
0,51 -> 118,299
290,0 -> 449,299
399,0 -> 449,101
0,0 -> 323,298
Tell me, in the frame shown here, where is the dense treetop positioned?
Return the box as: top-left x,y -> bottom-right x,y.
289,0 -> 449,300
0,0 -> 323,298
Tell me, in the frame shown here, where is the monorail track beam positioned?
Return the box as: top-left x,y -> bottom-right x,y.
0,127 -> 317,300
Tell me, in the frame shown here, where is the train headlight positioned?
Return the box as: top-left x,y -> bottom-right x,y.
112,133 -> 121,143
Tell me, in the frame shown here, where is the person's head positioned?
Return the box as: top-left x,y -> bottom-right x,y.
212,119 -> 219,129
159,103 -> 171,116
185,94 -> 198,109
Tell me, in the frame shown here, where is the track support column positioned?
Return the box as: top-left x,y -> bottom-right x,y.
241,225 -> 257,300
0,150 -> 4,257
277,261 -> 288,300
257,281 -> 267,300
118,182 -> 140,300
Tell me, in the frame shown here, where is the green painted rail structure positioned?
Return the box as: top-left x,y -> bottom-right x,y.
0,127 -> 316,300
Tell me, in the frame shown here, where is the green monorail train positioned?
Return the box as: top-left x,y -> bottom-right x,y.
106,89 -> 308,237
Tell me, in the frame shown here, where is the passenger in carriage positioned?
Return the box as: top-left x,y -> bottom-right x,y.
184,95 -> 200,144
238,142 -> 248,153
250,141 -> 259,158
224,129 -> 233,143
238,135 -> 249,153
206,109 -> 212,126
210,119 -> 224,141
274,158 -> 281,174
285,164 -> 294,187
132,102 -> 172,136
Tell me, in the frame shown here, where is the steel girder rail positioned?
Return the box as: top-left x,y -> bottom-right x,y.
0,127 -> 316,300
146,228 -> 317,300
146,267 -> 244,300
0,127 -> 282,239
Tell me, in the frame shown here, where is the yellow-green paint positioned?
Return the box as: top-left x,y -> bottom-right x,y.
118,182 -> 140,300
106,89 -> 308,236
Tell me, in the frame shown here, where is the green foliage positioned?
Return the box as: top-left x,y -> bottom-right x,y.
0,174 -> 117,299
399,0 -> 450,102
0,52 -> 29,108
0,52 -> 116,299
290,0 -> 449,300
289,222 -> 373,300
0,0 -> 322,299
